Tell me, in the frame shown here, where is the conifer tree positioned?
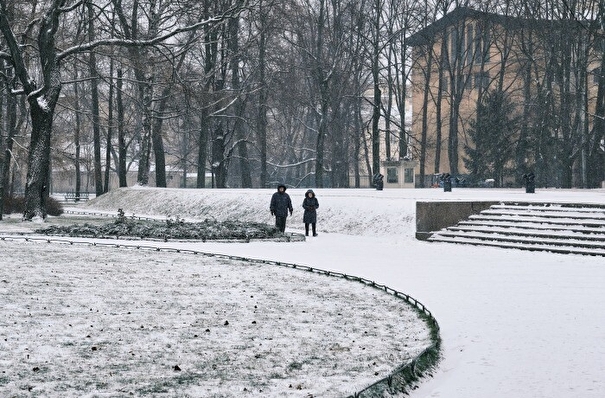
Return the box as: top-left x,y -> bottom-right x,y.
464,90 -> 519,187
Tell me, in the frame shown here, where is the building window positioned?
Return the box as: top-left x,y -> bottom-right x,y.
475,24 -> 490,64
461,22 -> 491,66
474,71 -> 490,90
387,167 -> 398,183
466,24 -> 474,65
404,168 -> 414,183
449,27 -> 461,64
482,28 -> 491,63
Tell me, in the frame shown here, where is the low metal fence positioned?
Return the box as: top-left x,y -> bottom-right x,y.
0,234 -> 441,396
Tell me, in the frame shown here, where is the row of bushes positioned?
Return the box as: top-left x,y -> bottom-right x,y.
2,196 -> 64,216
36,216 -> 284,241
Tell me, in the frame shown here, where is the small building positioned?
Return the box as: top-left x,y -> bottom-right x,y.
381,160 -> 418,188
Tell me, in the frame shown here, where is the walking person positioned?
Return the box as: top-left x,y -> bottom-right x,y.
270,184 -> 293,233
302,189 -> 319,237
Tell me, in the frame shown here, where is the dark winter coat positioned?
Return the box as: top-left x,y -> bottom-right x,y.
270,184 -> 293,218
302,189 -> 319,224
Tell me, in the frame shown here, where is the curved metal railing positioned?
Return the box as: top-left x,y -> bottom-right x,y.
0,233 -> 441,396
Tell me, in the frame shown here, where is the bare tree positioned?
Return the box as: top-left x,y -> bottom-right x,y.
0,0 -> 245,220
87,0 -> 103,196
116,67 -> 127,187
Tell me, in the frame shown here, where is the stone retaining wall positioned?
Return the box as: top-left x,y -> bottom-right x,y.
416,201 -> 498,240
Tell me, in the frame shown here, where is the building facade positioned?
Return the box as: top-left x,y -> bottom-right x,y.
408,7 -> 603,188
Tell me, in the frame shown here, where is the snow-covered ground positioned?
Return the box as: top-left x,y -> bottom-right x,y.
3,186 -> 605,397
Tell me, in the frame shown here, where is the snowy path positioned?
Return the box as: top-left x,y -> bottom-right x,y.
171,231 -> 605,398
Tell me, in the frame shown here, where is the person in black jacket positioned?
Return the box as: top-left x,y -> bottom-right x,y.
302,189 -> 319,236
270,184 -> 293,233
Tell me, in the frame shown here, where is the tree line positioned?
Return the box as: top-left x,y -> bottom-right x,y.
0,1 -> 604,221
0,0 -> 427,220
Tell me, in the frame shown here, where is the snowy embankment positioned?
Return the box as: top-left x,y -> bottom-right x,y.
78,186 -> 418,237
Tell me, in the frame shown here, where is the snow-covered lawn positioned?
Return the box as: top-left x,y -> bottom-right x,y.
3,186 -> 605,398
0,239 -> 431,397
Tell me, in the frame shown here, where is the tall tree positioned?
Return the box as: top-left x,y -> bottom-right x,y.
87,0 -> 103,196
254,0 -> 273,188
228,5 -> 252,187
0,0 -> 65,220
0,58 -> 18,218
104,58 -> 115,193
0,0 -> 245,219
369,0 -> 382,179
116,67 -> 128,187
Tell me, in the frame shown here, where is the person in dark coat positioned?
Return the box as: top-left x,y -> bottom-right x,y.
270,184 -> 293,233
302,189 -> 319,236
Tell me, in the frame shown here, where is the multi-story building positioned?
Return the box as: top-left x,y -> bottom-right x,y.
408,7 -> 604,188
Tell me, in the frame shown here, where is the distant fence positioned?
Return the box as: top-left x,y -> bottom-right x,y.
0,233 -> 441,396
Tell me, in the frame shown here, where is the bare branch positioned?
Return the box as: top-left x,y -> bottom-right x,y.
0,3 -> 35,93
57,4 -> 246,63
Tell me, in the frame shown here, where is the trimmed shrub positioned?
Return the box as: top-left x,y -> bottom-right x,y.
2,196 -> 64,216
46,197 -> 64,216
2,196 -> 24,215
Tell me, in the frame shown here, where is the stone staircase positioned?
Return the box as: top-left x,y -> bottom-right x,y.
428,202 -> 605,256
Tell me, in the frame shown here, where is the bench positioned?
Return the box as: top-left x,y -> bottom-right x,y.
64,191 -> 90,202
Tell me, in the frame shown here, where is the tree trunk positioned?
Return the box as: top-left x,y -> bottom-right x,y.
24,101 -> 54,220
136,74 -> 153,186
257,87 -> 268,188
257,4 -> 268,188
315,93 -> 328,188
420,46 -> 434,186
434,48 -> 444,174
90,61 -> 103,196
151,87 -> 170,188
105,61 -> 114,193
197,103 -> 209,188
88,1 -> 103,197
370,1 -> 381,177
0,60 -> 17,219
74,71 -> 82,196
385,49 -> 393,160
228,12 -> 251,188
0,85 -> 5,220
212,122 -> 227,188
371,81 -> 381,176
591,10 -> 605,188
117,68 -> 128,187
313,0 -> 328,188
448,97 -> 461,176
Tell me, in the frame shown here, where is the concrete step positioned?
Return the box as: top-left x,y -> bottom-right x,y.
428,202 -> 605,256
457,219 -> 605,235
448,225 -> 605,241
429,235 -> 605,257
481,208 -> 605,220
431,230 -> 605,250
492,204 -> 605,214
467,214 -> 605,228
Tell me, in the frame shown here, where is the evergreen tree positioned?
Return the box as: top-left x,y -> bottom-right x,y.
464,90 -> 519,187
